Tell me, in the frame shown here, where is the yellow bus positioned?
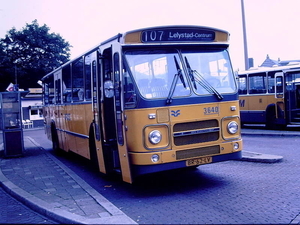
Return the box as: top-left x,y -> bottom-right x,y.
238,64 -> 300,129
41,25 -> 242,183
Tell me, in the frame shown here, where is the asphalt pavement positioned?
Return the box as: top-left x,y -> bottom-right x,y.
0,127 -> 297,224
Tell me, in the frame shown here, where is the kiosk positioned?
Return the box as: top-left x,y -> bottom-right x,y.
0,92 -> 24,157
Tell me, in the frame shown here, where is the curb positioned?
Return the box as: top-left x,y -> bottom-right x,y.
240,151 -> 283,163
26,136 -> 137,224
241,129 -> 300,137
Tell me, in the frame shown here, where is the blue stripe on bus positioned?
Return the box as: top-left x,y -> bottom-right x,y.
240,111 -> 266,123
136,93 -> 238,109
131,151 -> 242,177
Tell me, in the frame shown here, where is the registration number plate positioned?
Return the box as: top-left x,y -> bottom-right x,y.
186,156 -> 212,166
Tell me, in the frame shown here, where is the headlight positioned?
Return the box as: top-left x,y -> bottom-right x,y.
149,130 -> 162,144
151,154 -> 160,163
227,121 -> 238,134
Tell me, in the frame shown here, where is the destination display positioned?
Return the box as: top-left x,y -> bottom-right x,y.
141,28 -> 216,43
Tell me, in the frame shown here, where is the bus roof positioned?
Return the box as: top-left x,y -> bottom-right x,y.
238,63 -> 300,75
42,25 -> 230,81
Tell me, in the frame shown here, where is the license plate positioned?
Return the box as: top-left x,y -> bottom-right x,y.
186,156 -> 212,166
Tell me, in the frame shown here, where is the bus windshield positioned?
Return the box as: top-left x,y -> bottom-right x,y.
124,48 -> 236,100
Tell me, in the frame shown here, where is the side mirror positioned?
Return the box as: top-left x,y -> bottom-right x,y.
104,80 -> 114,98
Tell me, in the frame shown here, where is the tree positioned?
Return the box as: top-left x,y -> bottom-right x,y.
0,20 -> 72,91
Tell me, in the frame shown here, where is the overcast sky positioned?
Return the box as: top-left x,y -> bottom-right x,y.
0,0 -> 299,71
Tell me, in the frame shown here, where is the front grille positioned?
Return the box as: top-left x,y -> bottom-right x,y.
173,120 -> 219,146
173,120 -> 218,132
174,131 -> 219,145
176,145 -> 220,160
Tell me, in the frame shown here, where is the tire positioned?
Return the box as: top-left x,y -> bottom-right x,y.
89,124 -> 99,170
51,124 -> 60,153
266,109 -> 286,130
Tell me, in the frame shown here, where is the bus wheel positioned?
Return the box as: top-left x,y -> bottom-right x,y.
266,110 -> 286,130
89,124 -> 99,170
51,125 -> 60,153
266,111 -> 275,130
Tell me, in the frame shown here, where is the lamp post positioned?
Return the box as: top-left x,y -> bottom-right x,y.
14,61 -> 19,91
15,64 -> 17,85
241,0 -> 249,70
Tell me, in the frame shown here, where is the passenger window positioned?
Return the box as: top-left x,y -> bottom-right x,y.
72,58 -> 84,101
55,79 -> 61,103
267,72 -> 276,93
84,54 -> 92,100
249,73 -> 267,94
276,76 -> 284,97
43,74 -> 54,105
238,76 -> 247,94
62,65 -> 72,103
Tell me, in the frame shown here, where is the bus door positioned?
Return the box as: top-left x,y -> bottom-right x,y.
89,52 -> 106,174
113,51 -> 132,183
102,47 -> 132,183
284,72 -> 300,123
53,70 -> 66,150
274,72 -> 285,121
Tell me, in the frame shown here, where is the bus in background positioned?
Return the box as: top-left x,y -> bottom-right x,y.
41,25 -> 242,183
238,64 -> 300,129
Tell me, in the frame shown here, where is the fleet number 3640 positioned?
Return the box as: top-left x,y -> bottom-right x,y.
204,106 -> 219,115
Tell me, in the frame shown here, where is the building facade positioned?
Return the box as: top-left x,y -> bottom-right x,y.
21,88 -> 44,128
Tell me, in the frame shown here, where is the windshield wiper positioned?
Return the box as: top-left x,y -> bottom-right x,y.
166,56 -> 187,104
185,56 -> 223,100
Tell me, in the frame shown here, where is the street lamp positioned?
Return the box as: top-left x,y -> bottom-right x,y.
241,0 -> 249,70
15,64 -> 17,85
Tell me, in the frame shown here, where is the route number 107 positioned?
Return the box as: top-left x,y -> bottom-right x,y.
142,31 -> 164,42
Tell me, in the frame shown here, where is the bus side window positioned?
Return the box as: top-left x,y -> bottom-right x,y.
84,54 -> 92,101
72,58 -> 84,102
62,65 -> 72,103
44,83 -> 50,105
249,73 -> 266,94
238,76 -> 247,94
276,76 -> 284,96
77,88 -> 84,100
46,75 -> 55,104
55,78 -> 61,103
267,72 -> 276,93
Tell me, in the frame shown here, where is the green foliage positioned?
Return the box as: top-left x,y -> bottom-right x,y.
0,20 -> 72,91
